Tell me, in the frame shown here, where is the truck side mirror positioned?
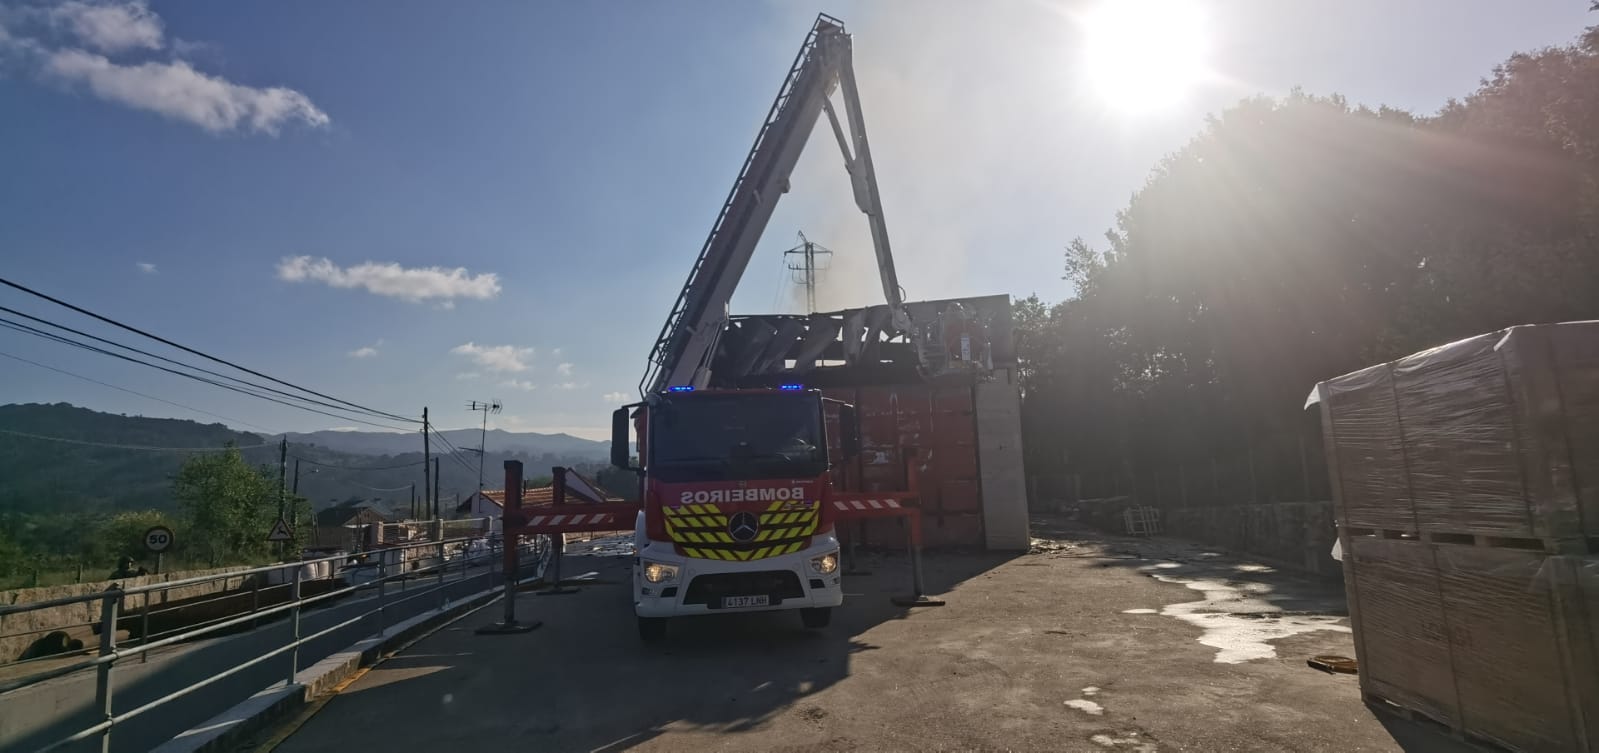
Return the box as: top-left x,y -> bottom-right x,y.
611,407 -> 634,469
840,404 -> 860,457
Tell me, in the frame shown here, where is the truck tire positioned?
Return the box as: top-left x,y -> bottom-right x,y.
638,616 -> 668,642
800,607 -> 831,629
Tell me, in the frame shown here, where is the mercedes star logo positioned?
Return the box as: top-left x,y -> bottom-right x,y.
728,512 -> 760,543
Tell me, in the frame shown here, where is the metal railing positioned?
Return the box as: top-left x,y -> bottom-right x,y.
0,527 -> 549,753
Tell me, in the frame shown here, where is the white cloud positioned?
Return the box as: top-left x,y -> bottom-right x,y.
602,391 -> 630,404
45,49 -> 328,134
556,362 -> 574,376
135,261 -> 156,274
454,372 -> 480,381
348,346 -> 378,358
555,381 -> 587,390
499,379 -> 537,392
49,1 -> 163,54
451,342 -> 533,373
276,256 -> 500,305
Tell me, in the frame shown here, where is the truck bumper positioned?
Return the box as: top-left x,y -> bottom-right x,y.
634,535 -> 844,618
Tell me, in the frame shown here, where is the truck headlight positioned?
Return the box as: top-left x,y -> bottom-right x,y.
809,552 -> 839,575
642,561 -> 679,583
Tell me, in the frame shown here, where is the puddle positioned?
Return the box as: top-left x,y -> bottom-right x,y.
1140,561 -> 1348,664
1121,608 -> 1157,614
1082,686 -> 1100,696
1065,699 -> 1104,715
1090,732 -> 1156,752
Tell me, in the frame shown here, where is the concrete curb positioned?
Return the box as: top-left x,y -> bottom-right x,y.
153,584 -> 507,753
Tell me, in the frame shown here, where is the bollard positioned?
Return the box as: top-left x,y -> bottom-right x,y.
376,559 -> 388,633
890,514 -> 945,608
288,564 -> 302,684
437,540 -> 449,610
538,533 -> 578,596
139,593 -> 152,665
95,587 -> 121,753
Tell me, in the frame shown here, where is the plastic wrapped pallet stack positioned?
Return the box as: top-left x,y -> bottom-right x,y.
1311,321 -> 1599,753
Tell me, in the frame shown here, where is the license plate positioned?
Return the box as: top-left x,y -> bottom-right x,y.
722,595 -> 770,608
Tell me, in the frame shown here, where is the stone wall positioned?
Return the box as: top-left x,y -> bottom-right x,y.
1,565 -> 256,663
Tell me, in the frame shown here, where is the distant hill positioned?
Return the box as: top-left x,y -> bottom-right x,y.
284,428 -> 607,460
0,403 -> 270,515
0,403 -> 616,517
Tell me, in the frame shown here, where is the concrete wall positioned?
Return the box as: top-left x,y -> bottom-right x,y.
975,377 -> 1030,551
1163,501 -> 1340,577
1,565 -> 256,663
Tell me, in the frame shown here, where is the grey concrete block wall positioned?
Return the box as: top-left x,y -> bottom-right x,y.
976,375 -> 1030,551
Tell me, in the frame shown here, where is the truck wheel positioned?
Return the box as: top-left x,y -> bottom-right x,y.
637,617 -> 668,642
800,607 -> 831,629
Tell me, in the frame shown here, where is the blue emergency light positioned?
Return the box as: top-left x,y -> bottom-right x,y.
778,384 -> 804,391
667,385 -> 695,392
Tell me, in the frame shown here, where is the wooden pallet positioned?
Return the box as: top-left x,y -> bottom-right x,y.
1362,691 -> 1518,753
1341,527 -> 1594,555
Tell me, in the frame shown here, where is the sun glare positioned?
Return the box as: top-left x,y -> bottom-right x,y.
1080,0 -> 1211,114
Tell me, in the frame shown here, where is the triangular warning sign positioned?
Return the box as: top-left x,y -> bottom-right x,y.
266,518 -> 294,542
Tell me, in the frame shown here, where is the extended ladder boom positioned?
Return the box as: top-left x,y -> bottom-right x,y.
641,14 -> 905,396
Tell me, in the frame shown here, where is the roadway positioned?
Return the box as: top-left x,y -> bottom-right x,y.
0,556 -> 526,753
261,518 -> 1470,753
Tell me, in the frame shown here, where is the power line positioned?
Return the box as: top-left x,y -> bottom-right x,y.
0,317 -> 411,431
0,276 -> 419,424
428,426 -> 480,476
290,455 -> 427,471
0,304 -> 410,424
0,428 -> 269,452
347,482 -> 414,493
0,349 -> 274,433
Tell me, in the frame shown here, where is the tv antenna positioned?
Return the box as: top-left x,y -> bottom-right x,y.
466,399 -> 502,491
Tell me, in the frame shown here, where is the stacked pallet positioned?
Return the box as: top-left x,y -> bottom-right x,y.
1313,321 -> 1599,753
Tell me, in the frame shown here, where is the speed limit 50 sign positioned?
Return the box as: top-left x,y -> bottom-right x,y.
144,526 -> 175,554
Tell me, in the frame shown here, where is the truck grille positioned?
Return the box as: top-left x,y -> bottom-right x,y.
683,571 -> 805,607
664,502 -> 819,561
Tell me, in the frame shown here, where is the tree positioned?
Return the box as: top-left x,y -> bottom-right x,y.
88,510 -> 180,568
1018,18 -> 1599,501
173,445 -> 278,565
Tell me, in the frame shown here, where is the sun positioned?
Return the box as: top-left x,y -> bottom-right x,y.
1080,0 -> 1211,114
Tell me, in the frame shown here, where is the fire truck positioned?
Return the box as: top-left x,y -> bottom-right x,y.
611,15 -> 922,641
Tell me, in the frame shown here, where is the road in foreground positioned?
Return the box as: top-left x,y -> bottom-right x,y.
264,517 -> 1469,752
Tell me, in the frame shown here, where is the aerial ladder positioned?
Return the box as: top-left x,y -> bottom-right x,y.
640,13 -> 910,397
478,15 -> 942,638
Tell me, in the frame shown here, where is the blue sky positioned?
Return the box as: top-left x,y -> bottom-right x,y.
1,0 -> 1593,439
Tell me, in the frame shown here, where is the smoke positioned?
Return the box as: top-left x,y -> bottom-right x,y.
752,1 -> 1106,313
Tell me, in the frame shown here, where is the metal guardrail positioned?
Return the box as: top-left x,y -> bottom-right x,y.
1,525 -> 550,753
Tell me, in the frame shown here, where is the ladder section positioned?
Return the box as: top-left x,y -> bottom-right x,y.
641,14 -> 846,395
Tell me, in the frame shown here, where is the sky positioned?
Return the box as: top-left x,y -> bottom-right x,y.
1,0 -> 1593,440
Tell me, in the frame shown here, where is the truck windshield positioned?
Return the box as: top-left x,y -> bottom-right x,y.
649,393 -> 827,482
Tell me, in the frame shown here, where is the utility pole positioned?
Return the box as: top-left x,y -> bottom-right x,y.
784,231 -> 833,314
422,407 -> 432,521
277,436 -> 288,558
433,457 -> 441,519
410,483 -> 417,520
467,400 -> 503,493
277,436 -> 288,521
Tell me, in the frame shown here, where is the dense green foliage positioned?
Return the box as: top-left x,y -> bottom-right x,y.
1017,20 -> 1599,500
0,403 -> 627,581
